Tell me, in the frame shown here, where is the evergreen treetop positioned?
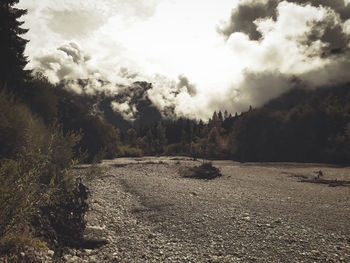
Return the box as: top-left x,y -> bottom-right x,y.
0,0 -> 30,89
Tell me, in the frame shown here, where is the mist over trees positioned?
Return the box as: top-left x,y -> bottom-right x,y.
118,84 -> 350,164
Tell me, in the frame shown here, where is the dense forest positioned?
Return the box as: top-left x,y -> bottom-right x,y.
121,84 -> 350,164
1,0 -> 350,259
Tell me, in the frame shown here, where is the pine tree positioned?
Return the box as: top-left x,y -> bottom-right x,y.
224,110 -> 229,120
208,127 -> 219,144
0,1 -> 30,89
218,110 -> 223,122
155,122 -> 167,153
126,128 -> 137,147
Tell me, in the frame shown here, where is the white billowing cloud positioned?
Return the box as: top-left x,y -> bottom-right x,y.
111,101 -> 138,122
33,42 -> 91,83
17,0 -> 350,120
343,19 -> 350,34
148,75 -> 213,120
217,1 -> 350,110
19,0 -> 238,120
227,2 -> 333,74
33,41 -> 147,98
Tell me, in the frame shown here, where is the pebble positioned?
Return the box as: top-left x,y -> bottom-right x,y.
63,254 -> 71,261
67,256 -> 80,263
47,250 -> 55,257
27,158 -> 346,263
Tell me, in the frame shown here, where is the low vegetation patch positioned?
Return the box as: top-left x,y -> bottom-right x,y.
0,91 -> 101,259
288,173 -> 309,179
118,145 -> 143,157
182,162 -> 222,180
300,178 -> 350,187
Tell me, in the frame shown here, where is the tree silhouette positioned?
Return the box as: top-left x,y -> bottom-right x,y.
0,1 -> 30,89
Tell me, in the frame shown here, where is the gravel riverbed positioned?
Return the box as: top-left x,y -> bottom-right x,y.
59,157 -> 350,262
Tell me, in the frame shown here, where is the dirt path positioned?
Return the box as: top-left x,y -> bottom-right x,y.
64,157 -> 350,262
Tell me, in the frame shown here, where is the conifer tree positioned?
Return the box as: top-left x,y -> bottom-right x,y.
224,110 -> 229,120
155,122 -> 167,153
0,0 -> 30,89
218,111 -> 223,122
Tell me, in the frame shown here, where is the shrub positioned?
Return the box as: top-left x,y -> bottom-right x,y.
0,90 -> 37,159
182,162 -> 222,180
0,91 -> 85,254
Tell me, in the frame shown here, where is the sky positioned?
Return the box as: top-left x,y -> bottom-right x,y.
17,0 -> 350,120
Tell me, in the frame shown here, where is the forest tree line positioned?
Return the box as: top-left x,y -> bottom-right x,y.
119,85 -> 350,165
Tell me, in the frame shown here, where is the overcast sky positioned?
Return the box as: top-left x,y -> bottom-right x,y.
17,0 -> 350,120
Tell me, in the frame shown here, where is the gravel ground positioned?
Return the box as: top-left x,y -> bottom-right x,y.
61,157 -> 350,262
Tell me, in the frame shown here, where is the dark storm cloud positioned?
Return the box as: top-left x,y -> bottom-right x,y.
306,21 -> 348,56
292,0 -> 350,20
219,0 -> 350,56
219,0 -> 278,40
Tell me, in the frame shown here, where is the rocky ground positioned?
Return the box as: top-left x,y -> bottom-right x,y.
33,157 -> 350,262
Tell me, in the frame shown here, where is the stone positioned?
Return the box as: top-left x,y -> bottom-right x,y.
68,256 -> 80,263
63,254 -> 72,261
84,249 -> 93,255
47,250 -> 55,257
